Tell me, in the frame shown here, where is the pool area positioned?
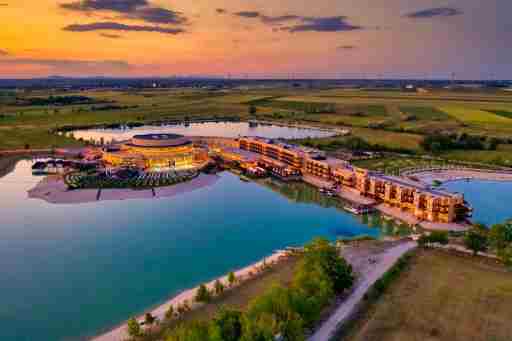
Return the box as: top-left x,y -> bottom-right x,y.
1,160 -> 380,341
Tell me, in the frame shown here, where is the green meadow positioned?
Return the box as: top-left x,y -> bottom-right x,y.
1,87 -> 511,168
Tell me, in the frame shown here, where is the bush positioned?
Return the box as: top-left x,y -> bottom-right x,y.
127,317 -> 141,337
211,309 -> 243,341
214,279 -> 225,295
195,284 -> 212,303
228,272 -> 236,287
464,228 -> 489,256
165,305 -> 174,320
144,312 -> 155,326
418,231 -> 449,247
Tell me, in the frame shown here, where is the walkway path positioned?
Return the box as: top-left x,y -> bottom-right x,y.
309,241 -> 417,341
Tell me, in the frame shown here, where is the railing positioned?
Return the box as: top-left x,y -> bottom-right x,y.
399,165 -> 512,177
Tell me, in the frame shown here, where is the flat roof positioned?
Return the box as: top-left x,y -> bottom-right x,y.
133,133 -> 185,140
222,147 -> 260,162
374,174 -> 459,198
130,133 -> 191,148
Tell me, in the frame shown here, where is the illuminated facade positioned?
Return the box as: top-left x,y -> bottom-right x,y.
346,168 -> 464,223
239,137 -> 304,170
237,137 -> 465,223
103,134 -> 208,171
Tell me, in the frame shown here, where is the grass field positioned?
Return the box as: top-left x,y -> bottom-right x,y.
344,249 -> 512,341
352,157 -> 448,174
297,128 -> 424,152
440,105 -> 512,124
1,88 -> 512,167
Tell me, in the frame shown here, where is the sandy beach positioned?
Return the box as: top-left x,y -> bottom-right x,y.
90,250 -> 289,341
27,173 -> 221,204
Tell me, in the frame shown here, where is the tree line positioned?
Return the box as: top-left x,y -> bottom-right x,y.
128,238 -> 354,341
420,133 -> 501,153
418,219 -> 512,265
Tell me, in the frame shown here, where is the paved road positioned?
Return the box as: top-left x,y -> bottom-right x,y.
309,241 -> 417,341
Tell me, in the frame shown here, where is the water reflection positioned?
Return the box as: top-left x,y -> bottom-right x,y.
70,122 -> 335,144
0,161 -> 379,341
260,178 -> 409,238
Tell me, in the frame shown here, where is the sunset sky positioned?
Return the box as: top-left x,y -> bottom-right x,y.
0,0 -> 509,79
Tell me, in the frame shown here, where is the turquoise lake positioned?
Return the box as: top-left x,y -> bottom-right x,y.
443,180 -> 512,226
1,161 -> 380,341
3,121 -> 509,341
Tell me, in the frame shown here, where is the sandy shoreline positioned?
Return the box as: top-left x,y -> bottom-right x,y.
90,249 -> 289,341
27,173 -> 221,204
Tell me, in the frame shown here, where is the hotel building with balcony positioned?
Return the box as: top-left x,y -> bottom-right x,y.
237,136 -> 465,223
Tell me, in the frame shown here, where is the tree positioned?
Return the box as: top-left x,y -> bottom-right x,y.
499,246 -> 512,267
489,220 -> 512,264
303,237 -> 353,293
228,271 -> 236,287
249,105 -> 257,115
489,220 -> 512,251
211,308 -> 243,341
488,137 -> 500,150
165,305 -> 174,320
214,279 -> 225,295
196,284 -> 212,303
240,313 -> 276,341
292,259 -> 334,326
127,317 -> 141,337
244,286 -> 305,341
464,228 -> 488,256
144,312 -> 155,326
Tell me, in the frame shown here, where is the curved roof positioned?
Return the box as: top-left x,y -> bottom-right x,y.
130,134 -> 191,148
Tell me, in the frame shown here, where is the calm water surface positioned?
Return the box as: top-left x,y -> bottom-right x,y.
1,160 -> 379,341
71,122 -> 335,144
443,180 -> 512,226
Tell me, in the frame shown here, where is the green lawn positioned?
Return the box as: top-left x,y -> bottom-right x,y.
1,88 -> 512,169
352,157 -> 448,173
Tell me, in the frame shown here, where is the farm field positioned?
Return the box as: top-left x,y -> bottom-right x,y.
343,249 -> 512,341
295,128 -> 424,152
1,88 -> 512,167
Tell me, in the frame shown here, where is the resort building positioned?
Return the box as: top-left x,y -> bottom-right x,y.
239,137 -> 305,171
345,168 -> 464,223
102,134 -> 208,171
236,137 -> 465,223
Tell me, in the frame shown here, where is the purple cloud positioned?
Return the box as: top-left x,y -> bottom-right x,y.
284,16 -> 362,32
405,7 -> 463,19
63,22 -> 185,34
60,0 -> 187,25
